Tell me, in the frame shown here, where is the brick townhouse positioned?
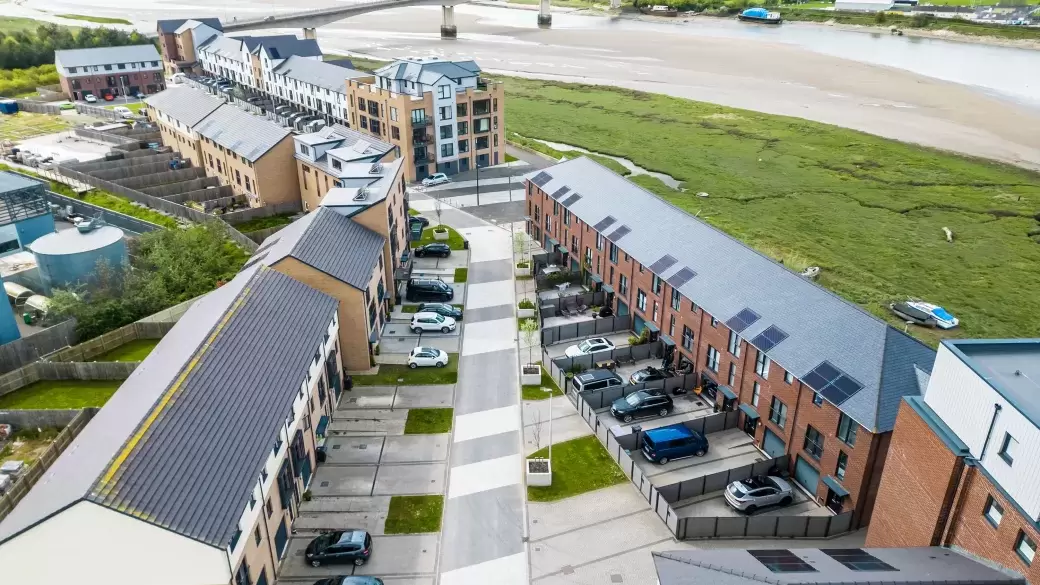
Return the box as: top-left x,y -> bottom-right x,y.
156,18 -> 223,76
525,157 -> 936,527
54,45 -> 165,101
866,339 -> 1040,584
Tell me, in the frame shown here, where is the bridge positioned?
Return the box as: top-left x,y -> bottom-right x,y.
222,0 -> 553,39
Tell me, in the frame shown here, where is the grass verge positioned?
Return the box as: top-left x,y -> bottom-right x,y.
408,208 -> 421,216
93,338 -> 160,362
353,355 -> 459,385
404,408 -> 453,434
385,495 -> 444,533
232,213 -> 296,233
522,366 -> 564,401
527,435 -> 627,502
454,267 -> 468,283
56,14 -> 132,25
0,380 -> 121,409
411,224 -> 466,250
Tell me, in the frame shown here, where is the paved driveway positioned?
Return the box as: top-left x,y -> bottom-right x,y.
544,332 -> 633,359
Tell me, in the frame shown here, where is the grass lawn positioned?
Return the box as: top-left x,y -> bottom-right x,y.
105,102 -> 146,113
503,76 -> 1040,346
411,225 -> 466,250
409,208 -> 421,216
522,366 -> 564,401
0,427 -> 62,466
505,153 -> 519,162
93,338 -> 159,362
385,495 -> 444,533
323,53 -> 389,73
232,213 -> 297,233
353,355 -> 459,385
55,14 -> 132,25
400,304 -> 463,313
0,112 -> 72,141
0,17 -> 62,34
404,408 -> 454,434
0,380 -> 121,410
527,435 -> 627,502
509,132 -> 629,175
454,267 -> 468,283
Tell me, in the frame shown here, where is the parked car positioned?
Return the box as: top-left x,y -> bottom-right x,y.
111,106 -> 134,119
610,390 -> 673,423
83,94 -> 98,103
103,93 -> 114,102
422,172 -> 450,187
629,366 -> 668,385
409,215 -> 430,229
313,577 -> 384,585
134,92 -> 145,99
305,530 -> 372,567
411,312 -> 457,334
417,302 -> 462,320
564,337 -> 615,358
724,475 -> 794,514
408,346 -> 449,368
414,243 -> 451,258
641,424 -> 708,465
406,278 -> 454,302
571,369 -> 623,394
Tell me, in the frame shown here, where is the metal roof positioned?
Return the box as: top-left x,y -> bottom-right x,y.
945,339 -> 1040,429
197,34 -> 249,61
251,37 -> 322,60
257,207 -> 384,290
528,157 -> 936,432
0,171 -> 43,194
194,104 -> 292,162
653,548 -> 1026,585
29,225 -> 124,255
271,56 -> 368,94
375,57 -> 481,86
157,17 -> 223,34
144,85 -> 224,127
54,45 -> 161,69
319,158 -> 404,211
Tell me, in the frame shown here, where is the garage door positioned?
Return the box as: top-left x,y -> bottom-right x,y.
634,315 -> 646,335
763,428 -> 786,458
794,456 -> 821,495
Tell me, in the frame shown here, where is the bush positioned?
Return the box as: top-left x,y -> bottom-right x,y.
910,13 -> 935,28
628,328 -> 651,346
874,11 -> 888,24
518,298 -> 536,310
0,64 -> 59,97
517,261 -> 531,268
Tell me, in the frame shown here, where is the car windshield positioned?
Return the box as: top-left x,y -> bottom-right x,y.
431,314 -> 444,322
578,340 -> 592,352
625,392 -> 646,406
729,483 -> 748,497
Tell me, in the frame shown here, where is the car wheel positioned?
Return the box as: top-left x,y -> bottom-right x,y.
437,361 -> 446,367
622,414 -> 634,423
354,558 -> 366,566
441,326 -> 450,333
409,362 -> 418,369
780,496 -> 792,506
745,505 -> 757,515
695,448 -> 706,457
658,457 -> 669,465
658,408 -> 668,417
412,326 -> 423,334
310,560 -> 322,568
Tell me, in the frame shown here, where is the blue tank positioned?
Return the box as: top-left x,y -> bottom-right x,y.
0,273 -> 21,344
29,226 -> 127,294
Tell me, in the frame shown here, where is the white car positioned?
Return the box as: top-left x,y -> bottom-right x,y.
724,475 -> 794,513
564,337 -> 616,358
408,347 -> 449,368
422,173 -> 450,187
83,94 -> 98,103
411,312 -> 457,334
112,106 -> 134,119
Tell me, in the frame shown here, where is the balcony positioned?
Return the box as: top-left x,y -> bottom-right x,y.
411,118 -> 432,128
476,78 -> 488,91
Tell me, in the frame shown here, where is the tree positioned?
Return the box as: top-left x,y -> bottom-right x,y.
433,197 -> 444,227
520,317 -> 540,365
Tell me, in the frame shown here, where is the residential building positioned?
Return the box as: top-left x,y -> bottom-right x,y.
144,85 -> 223,169
866,339 -> 1040,583
156,18 -> 223,75
0,265 -> 344,585
347,57 -> 506,181
524,157 -> 936,527
54,45 -> 164,101
266,56 -> 369,126
197,34 -> 321,92
653,547 -> 1026,585
294,124 -> 397,211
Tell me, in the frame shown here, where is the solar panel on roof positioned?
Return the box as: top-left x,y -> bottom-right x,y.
648,255 -> 678,274
561,193 -> 582,206
607,225 -> 631,241
593,216 -> 617,232
820,549 -> 898,572
550,186 -> 570,200
242,251 -> 269,269
531,172 -> 553,187
805,361 -> 864,405
748,550 -> 818,574
254,237 -> 280,254
726,308 -> 761,333
666,267 -> 696,289
750,325 -> 788,353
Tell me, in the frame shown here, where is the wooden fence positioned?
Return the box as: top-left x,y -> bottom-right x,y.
0,320 -> 77,375
0,361 -> 138,399
45,321 -> 173,363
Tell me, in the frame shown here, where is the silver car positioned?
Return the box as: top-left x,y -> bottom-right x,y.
723,475 -> 793,513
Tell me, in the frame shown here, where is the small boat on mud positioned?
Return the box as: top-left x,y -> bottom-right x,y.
738,7 -> 783,24
641,5 -> 679,16
889,299 -> 960,329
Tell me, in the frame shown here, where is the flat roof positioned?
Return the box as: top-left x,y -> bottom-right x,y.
945,339 -> 1040,429
29,226 -> 123,255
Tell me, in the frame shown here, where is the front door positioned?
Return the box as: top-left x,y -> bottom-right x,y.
826,489 -> 844,514
617,300 -> 629,317
274,518 -> 289,559
743,414 -> 758,436
300,456 -> 312,488
763,428 -> 786,458
459,157 -> 470,173
633,314 -> 646,335
794,456 -> 821,496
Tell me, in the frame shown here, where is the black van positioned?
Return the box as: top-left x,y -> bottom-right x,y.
407,278 -> 454,302
571,369 -> 624,394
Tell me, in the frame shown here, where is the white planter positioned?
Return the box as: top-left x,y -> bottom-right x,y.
515,264 -> 531,276
517,308 -> 535,318
432,229 -> 449,241
527,458 -> 552,486
520,365 -> 541,386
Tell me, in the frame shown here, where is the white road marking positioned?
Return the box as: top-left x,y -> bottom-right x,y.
453,405 -> 521,443
447,454 -> 523,499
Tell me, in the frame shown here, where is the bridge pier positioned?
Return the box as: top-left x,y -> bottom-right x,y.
441,5 -> 457,38
303,27 -> 317,40
538,0 -> 551,27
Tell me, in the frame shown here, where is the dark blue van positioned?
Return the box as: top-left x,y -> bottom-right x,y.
641,424 -> 709,465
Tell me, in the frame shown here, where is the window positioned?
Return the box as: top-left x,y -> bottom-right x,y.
999,432 -> 1018,465
669,315 -> 675,337
456,102 -> 468,117
390,106 -> 398,121
474,117 -> 490,133
440,124 -> 453,140
609,243 -> 618,264
728,331 -> 741,357
636,289 -> 647,312
619,274 -> 628,296
834,451 -> 849,481
1016,532 -> 1036,566
710,317 -> 718,327
682,326 -> 693,351
360,116 -> 368,129
104,64 -> 112,71
596,233 -> 604,251
769,397 -> 788,428
752,382 -> 760,406
638,263 -> 644,273
358,97 -> 366,109
411,108 -> 427,124
984,496 -> 1004,528
706,346 -> 720,373
820,549 -> 897,572
804,425 -> 824,460
370,120 -> 381,135
68,66 -> 77,73
671,289 -> 681,311
254,526 -> 262,545
235,169 -> 242,185
457,120 -> 469,135
652,275 -> 662,295
653,301 -> 659,322
438,84 -> 450,99
266,498 -> 273,517
837,414 -> 858,447
229,528 -> 243,550
748,550 -> 817,574
728,362 -> 736,386
755,351 -> 771,379
439,105 -> 453,120
441,144 -> 454,157
784,371 -> 794,384
812,392 -> 824,406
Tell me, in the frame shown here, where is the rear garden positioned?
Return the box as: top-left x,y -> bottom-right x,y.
92,338 -> 159,362
0,380 -> 120,409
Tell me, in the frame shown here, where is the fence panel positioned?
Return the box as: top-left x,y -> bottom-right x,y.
828,511 -> 854,535
0,320 -> 77,374
725,463 -> 753,485
12,99 -> 62,115
746,515 -> 779,538
702,470 -> 730,494
716,517 -> 748,538
669,513 -> 681,537
806,515 -> 831,538
776,516 -> 809,538
657,482 -> 680,503
703,413 -> 727,434
675,476 -> 705,502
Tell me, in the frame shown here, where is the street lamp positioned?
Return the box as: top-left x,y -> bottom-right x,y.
545,386 -> 553,462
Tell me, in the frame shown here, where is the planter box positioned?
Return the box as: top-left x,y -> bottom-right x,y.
515,264 -> 531,276
432,229 -> 450,241
527,458 -> 552,486
520,365 -> 541,386
517,307 -> 535,318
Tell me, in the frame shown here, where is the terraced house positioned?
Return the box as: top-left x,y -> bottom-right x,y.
55,45 -> 165,101
0,265 -> 344,585
524,157 -> 937,528
156,18 -> 223,76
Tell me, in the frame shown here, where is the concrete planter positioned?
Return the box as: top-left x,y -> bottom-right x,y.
515,263 -> 531,276
517,307 -> 535,319
432,228 -> 450,241
527,458 -> 552,486
520,364 -> 541,386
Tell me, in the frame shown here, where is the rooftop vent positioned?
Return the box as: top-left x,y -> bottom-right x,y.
353,187 -> 369,202
369,162 -> 383,174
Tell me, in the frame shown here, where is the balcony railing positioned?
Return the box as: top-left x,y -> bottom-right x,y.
411,118 -> 431,127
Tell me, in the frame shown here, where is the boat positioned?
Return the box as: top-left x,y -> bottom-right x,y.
738,7 -> 783,24
641,5 -> 679,16
889,299 -> 959,329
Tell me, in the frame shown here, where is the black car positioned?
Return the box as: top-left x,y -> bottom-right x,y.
610,391 -> 674,423
630,366 -> 668,385
414,243 -> 451,258
305,530 -> 372,567
313,578 -> 384,585
406,278 -> 454,302
409,215 -> 430,229
418,302 -> 463,320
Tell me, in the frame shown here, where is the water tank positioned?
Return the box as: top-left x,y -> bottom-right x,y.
29,225 -> 127,294
0,274 -> 21,344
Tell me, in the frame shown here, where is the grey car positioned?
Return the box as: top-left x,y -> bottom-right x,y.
723,475 -> 793,513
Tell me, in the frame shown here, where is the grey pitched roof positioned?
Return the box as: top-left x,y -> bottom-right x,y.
529,157 -> 936,432
251,37 -> 322,60
258,207 -> 384,290
157,17 -> 223,33
653,548 -> 1026,585
296,123 -> 393,156
144,85 -> 224,127
272,56 -> 368,94
194,104 -> 292,162
197,34 -> 249,61
375,58 -> 481,85
54,45 -> 161,69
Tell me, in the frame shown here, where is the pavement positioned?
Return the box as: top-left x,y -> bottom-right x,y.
413,158 -> 548,225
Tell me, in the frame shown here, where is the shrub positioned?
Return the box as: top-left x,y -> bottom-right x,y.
628,328 -> 651,346
518,298 -> 536,309
517,261 -> 531,268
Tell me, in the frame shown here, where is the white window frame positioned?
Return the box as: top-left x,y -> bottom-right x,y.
728,331 -> 741,357
755,351 -> 770,379
752,382 -> 760,407
984,496 -> 1004,528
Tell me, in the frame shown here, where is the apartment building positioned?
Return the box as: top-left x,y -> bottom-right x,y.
156,18 -> 223,75
265,56 -> 369,126
525,157 -> 936,527
144,85 -> 223,169
197,34 -> 322,92
0,265 -> 344,585
294,124 -> 397,210
866,339 -> 1040,583
347,57 -> 506,182
54,45 -> 164,101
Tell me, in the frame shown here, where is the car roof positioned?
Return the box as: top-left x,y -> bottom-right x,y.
413,312 -> 443,319
645,424 -> 695,441
578,370 -> 620,382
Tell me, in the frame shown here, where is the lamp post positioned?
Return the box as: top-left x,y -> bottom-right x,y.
545,386 -> 553,461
